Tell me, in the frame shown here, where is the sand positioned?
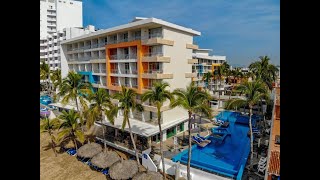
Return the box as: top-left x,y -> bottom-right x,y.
40,132 -> 108,180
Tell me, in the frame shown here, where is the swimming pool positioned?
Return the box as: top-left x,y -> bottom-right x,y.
172,111 -> 256,179
40,95 -> 52,106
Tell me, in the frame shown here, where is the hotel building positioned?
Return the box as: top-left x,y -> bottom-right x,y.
40,0 -> 83,70
191,49 -> 226,92
60,17 -> 201,151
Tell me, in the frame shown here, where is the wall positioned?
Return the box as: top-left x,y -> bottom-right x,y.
161,27 -> 194,124
155,154 -> 231,180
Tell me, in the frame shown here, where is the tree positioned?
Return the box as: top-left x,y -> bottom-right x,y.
40,117 -> 60,156
59,71 -> 92,129
215,62 -> 229,108
224,80 -> 269,170
57,110 -> 85,150
85,88 -> 117,151
50,69 -> 62,92
171,82 -> 212,180
40,61 -> 51,94
142,82 -> 173,179
202,72 -> 213,90
113,86 -> 144,167
249,56 -> 279,90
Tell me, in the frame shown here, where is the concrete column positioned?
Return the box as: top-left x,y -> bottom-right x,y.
162,130 -> 167,141
134,134 -> 138,142
147,136 -> 152,148
184,121 -> 188,131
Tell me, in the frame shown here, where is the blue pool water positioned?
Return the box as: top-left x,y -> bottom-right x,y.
172,111 -> 258,179
40,95 -> 52,106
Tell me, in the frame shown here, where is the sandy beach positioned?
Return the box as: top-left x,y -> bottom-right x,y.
40,132 -> 108,180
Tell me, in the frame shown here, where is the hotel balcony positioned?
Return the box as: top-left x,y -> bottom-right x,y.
185,72 -> 197,78
188,59 -> 198,64
47,18 -> 56,22
142,103 -> 170,113
109,54 -> 137,63
110,69 -> 138,77
142,53 -> 170,63
47,24 -> 56,27
142,70 -> 173,79
92,69 -> 106,76
90,58 -> 106,63
141,33 -> 174,46
92,82 -> 107,89
186,43 -> 199,50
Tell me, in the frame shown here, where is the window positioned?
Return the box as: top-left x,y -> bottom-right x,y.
125,77 -> 129,86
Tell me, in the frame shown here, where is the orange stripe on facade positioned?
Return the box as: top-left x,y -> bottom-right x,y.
105,40 -> 148,94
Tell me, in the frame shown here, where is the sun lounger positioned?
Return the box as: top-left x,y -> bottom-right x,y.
192,136 -> 210,147
221,121 -> 230,128
102,168 -> 109,175
67,148 -> 77,156
196,134 -> 211,143
258,157 -> 267,165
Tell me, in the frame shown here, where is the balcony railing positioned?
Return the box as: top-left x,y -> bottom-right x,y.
117,38 -> 128,43
99,42 -> 107,47
144,69 -> 163,74
111,69 -> 119,74
112,83 -> 119,86
100,69 -> 106,73
110,54 -> 137,60
143,52 -> 163,57
91,44 -> 98,48
143,33 -> 163,39
122,69 -> 137,74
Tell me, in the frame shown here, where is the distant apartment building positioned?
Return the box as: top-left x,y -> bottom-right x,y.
40,0 -> 83,70
60,17 -> 200,146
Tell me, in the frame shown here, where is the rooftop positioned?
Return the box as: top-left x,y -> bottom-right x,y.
98,115 -> 188,137
61,17 -> 201,44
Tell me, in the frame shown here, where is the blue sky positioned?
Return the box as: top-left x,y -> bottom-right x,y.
83,0 -> 279,67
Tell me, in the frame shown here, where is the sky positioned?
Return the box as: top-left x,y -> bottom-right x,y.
82,0 -> 280,67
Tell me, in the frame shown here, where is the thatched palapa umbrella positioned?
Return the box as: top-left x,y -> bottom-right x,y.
77,142 -> 102,158
109,160 -> 139,179
91,151 -> 120,169
132,171 -> 163,180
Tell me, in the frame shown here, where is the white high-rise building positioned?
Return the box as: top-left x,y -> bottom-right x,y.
40,0 -> 83,69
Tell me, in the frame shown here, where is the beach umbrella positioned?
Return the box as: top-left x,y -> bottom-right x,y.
91,151 -> 120,169
132,171 -> 163,180
109,160 -> 139,180
77,142 -> 102,158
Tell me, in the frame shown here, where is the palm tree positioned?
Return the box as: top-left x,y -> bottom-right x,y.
59,71 -> 92,128
113,86 -> 144,167
85,88 -> 117,151
142,82 -> 173,179
57,110 -> 85,150
249,56 -> 279,90
40,117 -> 60,156
202,71 -> 213,90
50,69 -> 62,92
171,82 -> 212,180
224,80 -> 269,170
215,62 -> 229,108
40,61 -> 51,94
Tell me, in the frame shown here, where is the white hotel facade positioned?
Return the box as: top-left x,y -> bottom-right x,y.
59,17 -> 202,147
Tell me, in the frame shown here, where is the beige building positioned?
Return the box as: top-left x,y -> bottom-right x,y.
60,17 -> 201,150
